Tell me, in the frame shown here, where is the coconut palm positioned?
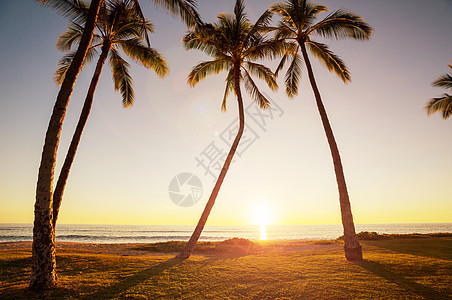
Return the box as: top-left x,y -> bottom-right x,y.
426,63 -> 452,119
270,0 -> 373,261
31,0 -> 195,290
32,0 -> 104,290
51,0 -> 168,231
176,0 -> 284,259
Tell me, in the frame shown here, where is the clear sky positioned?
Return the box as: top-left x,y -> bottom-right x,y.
0,0 -> 451,226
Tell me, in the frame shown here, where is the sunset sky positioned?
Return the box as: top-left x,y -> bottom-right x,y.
0,0 -> 451,226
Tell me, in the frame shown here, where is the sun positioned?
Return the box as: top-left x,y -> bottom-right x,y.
251,203 -> 273,226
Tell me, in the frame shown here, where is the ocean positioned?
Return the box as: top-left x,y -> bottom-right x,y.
1,223 -> 451,244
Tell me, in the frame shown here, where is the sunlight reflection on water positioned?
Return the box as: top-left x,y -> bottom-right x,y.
260,224 -> 267,240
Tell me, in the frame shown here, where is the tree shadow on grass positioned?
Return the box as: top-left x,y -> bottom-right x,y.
355,260 -> 451,299
79,257 -> 182,299
0,256 -> 31,269
361,238 -> 452,261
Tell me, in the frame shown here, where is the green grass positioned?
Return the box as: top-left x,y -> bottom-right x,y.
0,237 -> 451,299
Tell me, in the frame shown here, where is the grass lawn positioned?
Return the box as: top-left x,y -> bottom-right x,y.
0,237 -> 451,299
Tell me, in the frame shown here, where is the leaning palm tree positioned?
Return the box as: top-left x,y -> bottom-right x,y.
270,0 -> 373,261
31,0 -> 198,290
51,0 -> 168,230
177,0 -> 284,259
426,63 -> 452,119
32,0 -> 103,290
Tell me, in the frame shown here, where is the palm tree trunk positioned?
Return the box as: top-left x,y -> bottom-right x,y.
177,66 -> 245,259
30,0 -> 103,290
300,43 -> 362,261
53,45 -> 110,230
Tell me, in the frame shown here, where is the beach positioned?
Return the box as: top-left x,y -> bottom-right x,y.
1,236 -> 451,299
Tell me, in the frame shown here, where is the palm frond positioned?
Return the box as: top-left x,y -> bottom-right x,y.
56,22 -> 86,51
304,3 -> 328,28
107,0 -> 129,35
38,0 -> 89,24
130,0 -> 151,47
309,9 -> 373,40
120,38 -> 168,77
425,94 -> 452,119
217,13 -> 235,34
245,9 -> 273,46
233,0 -> 248,24
187,59 -> 232,87
275,51 -> 289,77
114,19 -> 153,40
243,69 -> 271,109
245,61 -> 278,91
274,43 -> 298,76
245,39 -> 289,61
109,48 -> 134,107
284,52 -> 303,98
270,2 -> 298,31
151,0 -> 201,27
432,73 -> 452,90
221,69 -> 236,112
307,40 -> 350,82
182,31 -> 224,57
273,20 -> 297,40
54,47 -> 98,85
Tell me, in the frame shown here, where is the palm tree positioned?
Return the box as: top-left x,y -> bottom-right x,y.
32,0 -> 196,290
426,63 -> 452,119
176,0 -> 284,259
32,0 -> 104,290
270,0 -> 373,261
51,0 -> 168,230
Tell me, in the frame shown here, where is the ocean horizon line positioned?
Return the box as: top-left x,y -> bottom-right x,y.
2,222 -> 451,226
1,223 -> 451,244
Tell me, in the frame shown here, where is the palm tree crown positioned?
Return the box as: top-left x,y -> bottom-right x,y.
55,0 -> 168,107
270,0 -> 372,96
426,63 -> 452,119
182,0 -> 284,111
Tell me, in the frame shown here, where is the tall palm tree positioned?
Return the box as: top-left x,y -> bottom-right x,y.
270,0 -> 373,261
177,0 -> 284,259
426,63 -> 452,119
32,0 -> 195,290
32,0 -> 103,290
51,0 -> 168,230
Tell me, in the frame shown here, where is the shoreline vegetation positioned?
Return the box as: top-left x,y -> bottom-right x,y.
1,233 -> 451,299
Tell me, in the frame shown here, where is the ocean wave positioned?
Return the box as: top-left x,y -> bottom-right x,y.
0,235 -> 32,241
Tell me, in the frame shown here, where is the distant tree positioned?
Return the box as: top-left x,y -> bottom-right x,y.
52,0 -> 168,231
177,0 -> 284,259
270,0 -> 373,261
426,63 -> 452,119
